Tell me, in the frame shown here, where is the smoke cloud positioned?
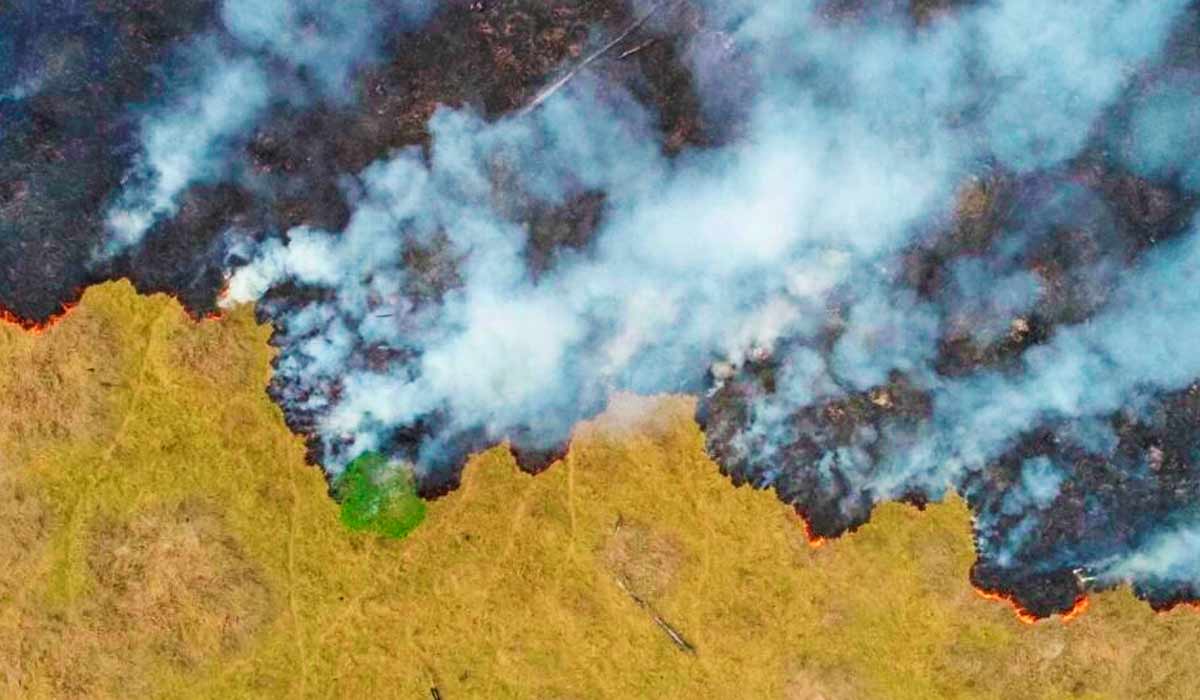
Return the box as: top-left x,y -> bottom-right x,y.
104,44 -> 270,254
226,0 -> 1187,458
1101,522 -> 1200,589
220,0 -> 435,100
1120,71 -> 1200,191
95,0 -> 1200,612
101,0 -> 437,256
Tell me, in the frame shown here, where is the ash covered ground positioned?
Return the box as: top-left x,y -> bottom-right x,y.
5,0 -> 1200,619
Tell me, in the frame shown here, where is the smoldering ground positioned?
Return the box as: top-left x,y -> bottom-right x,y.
7,0 -> 1200,618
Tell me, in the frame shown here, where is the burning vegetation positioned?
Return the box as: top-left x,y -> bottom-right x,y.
8,0 -> 1200,626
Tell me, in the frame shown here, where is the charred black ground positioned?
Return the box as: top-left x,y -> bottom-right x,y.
701,153 -> 1200,617
0,0 -> 705,322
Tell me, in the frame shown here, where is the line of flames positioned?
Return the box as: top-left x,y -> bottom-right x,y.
971,587 -> 1091,625
1,299 -> 225,335
0,301 -> 78,335
787,508 -> 1099,624
788,508 -> 827,549
0,281 -> 231,336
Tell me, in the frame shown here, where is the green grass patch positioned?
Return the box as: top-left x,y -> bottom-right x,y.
334,452 -> 426,539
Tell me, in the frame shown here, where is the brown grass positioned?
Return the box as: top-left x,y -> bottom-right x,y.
86,499 -> 275,669
604,519 -> 687,602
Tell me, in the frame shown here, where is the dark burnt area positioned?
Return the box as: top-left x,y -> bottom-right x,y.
951,383 -> 1200,616
703,152 -> 1200,616
7,0 -> 711,504
507,439 -> 572,474
0,0 -> 217,321
255,227 -> 465,490
704,373 -> 1200,617
399,231 -> 466,310
378,0 -> 622,124
273,377 -> 498,498
2,0 -> 714,325
101,182 -> 263,316
310,0 -> 711,165
241,1 -> 707,490
960,429 -> 1099,617
275,382 -> 496,502
904,170 -> 1017,300
970,566 -> 1084,620
934,312 -> 1050,378
244,106 -> 356,234
406,425 -> 573,500
258,207 -> 579,491
8,0 -> 1200,620
1144,591 -> 1200,614
522,191 -> 607,278
909,157 -> 1197,380
1076,154 -> 1200,251
257,284 -> 338,460
701,358 -> 933,539
591,1 -> 716,152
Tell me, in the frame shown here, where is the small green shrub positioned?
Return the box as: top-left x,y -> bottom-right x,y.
334,452 -> 426,539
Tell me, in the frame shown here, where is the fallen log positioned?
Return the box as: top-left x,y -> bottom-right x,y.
518,1 -> 674,117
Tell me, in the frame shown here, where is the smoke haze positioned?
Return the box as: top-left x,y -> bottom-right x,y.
219,0 -> 1200,614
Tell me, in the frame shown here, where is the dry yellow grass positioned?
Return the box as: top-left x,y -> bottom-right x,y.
2,280 -> 1200,699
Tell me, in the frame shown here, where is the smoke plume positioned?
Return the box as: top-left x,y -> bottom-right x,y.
87,0 -> 1200,615
101,0 -> 436,256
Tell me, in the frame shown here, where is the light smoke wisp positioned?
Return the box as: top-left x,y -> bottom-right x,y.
100,0 -> 437,257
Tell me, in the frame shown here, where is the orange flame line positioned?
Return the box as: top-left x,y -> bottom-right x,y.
972,586 -> 1090,625
788,509 -> 827,549
972,587 -> 1040,624
0,301 -> 78,335
1,289 -> 226,337
1061,595 -> 1090,622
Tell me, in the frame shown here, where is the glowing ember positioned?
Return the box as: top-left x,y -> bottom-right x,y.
972,587 -> 1091,625
789,509 -> 827,549
0,302 -> 77,336
972,587 -> 1041,625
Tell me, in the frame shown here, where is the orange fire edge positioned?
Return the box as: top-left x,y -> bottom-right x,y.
788,509 -> 827,549
785,511 -> 1096,624
9,284 -> 1188,630
972,586 -> 1090,625
1,283 -> 229,336
0,301 -> 79,335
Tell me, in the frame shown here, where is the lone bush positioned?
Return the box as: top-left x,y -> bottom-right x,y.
334,452 -> 426,539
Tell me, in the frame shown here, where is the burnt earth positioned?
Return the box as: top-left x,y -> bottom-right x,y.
0,0 -> 217,320
700,361 -> 933,539
1,0 -> 713,324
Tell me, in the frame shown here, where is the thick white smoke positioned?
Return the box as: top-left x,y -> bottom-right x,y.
101,0 -> 437,257
97,0 -> 1200,602
221,0 -> 435,100
224,0 -> 1191,480
892,218 -> 1200,492
1101,523 -> 1200,587
104,45 -> 269,254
